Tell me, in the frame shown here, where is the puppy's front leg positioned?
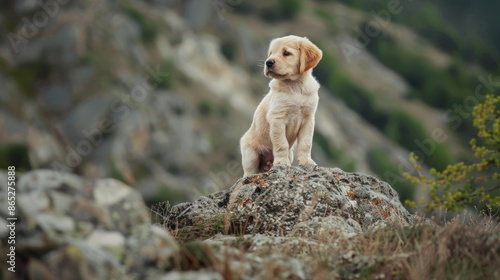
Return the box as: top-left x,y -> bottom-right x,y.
269,120 -> 291,166
296,117 -> 316,166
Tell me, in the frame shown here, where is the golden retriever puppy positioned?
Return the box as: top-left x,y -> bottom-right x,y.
240,35 -> 323,177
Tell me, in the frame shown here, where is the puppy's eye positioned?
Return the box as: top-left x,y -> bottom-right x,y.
283,51 -> 291,56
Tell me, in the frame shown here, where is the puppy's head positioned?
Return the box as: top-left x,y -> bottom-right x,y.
264,35 -> 322,80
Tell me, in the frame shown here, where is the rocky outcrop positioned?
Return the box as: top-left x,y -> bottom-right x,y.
166,165 -> 413,236
1,166 -> 415,279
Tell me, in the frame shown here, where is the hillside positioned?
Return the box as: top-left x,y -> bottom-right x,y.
0,0 -> 498,207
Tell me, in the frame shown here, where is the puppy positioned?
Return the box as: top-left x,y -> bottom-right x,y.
240,35 -> 323,177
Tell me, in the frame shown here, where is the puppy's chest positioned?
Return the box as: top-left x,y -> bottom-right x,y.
284,92 -> 317,116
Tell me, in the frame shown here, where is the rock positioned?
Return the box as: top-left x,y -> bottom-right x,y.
86,230 -> 126,259
124,225 -> 179,273
166,165 -> 414,237
256,254 -> 312,280
157,271 -> 224,280
290,216 -> 362,239
42,240 -> 126,280
0,169 -> 179,279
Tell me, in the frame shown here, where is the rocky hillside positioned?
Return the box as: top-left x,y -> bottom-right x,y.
0,0 -> 498,206
2,168 -> 499,279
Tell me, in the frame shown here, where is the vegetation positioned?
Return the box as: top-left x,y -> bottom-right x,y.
400,2 -> 500,74
315,47 -> 453,170
330,0 -> 500,75
198,100 -> 214,116
363,21 -> 475,111
259,0 -> 304,22
405,95 -> 500,212
156,204 -> 500,279
145,187 -> 188,207
220,39 -> 238,62
0,143 -> 31,171
123,5 -> 159,43
157,60 -> 175,89
0,58 -> 49,99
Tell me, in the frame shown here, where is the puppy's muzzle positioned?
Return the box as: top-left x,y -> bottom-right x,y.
266,59 -> 275,68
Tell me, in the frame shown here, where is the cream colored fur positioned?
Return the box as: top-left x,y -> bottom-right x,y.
240,35 -> 323,177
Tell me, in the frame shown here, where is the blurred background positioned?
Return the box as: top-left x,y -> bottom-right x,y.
0,0 -> 499,207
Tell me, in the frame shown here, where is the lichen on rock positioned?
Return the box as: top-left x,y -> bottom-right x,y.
166,165 -> 414,237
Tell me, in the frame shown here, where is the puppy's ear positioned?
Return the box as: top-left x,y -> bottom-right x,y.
299,38 -> 323,73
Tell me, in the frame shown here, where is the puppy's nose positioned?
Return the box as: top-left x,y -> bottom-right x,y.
266,59 -> 275,67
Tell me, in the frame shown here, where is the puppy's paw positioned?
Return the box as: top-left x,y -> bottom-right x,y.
273,158 -> 291,166
299,163 -> 317,172
298,158 -> 316,166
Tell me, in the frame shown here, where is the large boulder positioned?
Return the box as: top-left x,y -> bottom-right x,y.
166,165 -> 414,237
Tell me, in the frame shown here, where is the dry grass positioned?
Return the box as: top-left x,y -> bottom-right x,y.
151,203 -> 500,279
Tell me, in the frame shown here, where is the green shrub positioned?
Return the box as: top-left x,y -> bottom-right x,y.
0,58 -> 49,99
406,3 -> 462,54
259,0 -> 303,22
315,8 -> 333,22
277,0 -> 303,19
146,186 -> 188,207
123,6 -> 159,43
0,144 -> 31,171
157,60 -> 175,89
220,39 -> 238,62
232,2 -> 257,14
198,100 -> 214,116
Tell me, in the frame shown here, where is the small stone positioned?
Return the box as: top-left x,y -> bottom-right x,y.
93,179 -> 133,206
86,230 -> 126,259
35,213 -> 75,233
157,271 -> 224,280
18,191 -> 50,216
